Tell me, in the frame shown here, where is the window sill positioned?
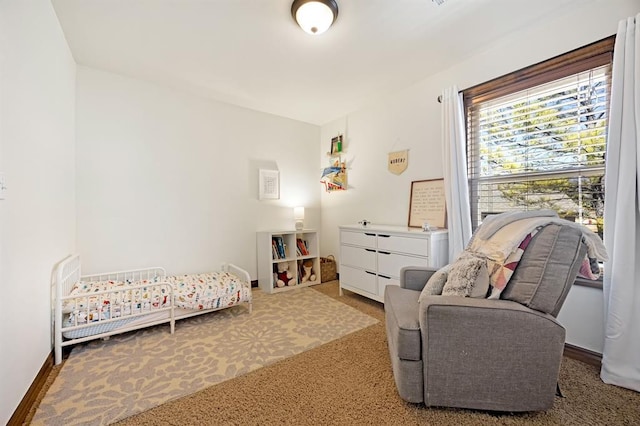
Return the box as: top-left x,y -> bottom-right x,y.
574,276 -> 603,289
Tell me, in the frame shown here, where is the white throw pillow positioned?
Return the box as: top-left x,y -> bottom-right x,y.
442,253 -> 488,297
418,264 -> 452,303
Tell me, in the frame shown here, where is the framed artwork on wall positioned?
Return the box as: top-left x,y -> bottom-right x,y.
331,135 -> 343,154
408,178 -> 447,228
259,169 -> 280,200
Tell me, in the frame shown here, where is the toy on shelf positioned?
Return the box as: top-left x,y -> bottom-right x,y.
274,262 -> 293,288
320,159 -> 347,192
300,259 -> 316,283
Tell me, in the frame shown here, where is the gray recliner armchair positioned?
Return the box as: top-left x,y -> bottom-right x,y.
384,223 -> 587,412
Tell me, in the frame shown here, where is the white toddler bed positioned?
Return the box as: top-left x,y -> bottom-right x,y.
53,254 -> 252,365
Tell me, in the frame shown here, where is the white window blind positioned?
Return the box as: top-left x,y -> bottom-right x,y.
466,64 -> 610,236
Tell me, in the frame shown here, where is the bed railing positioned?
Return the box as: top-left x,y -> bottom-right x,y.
54,254 -> 82,365
223,263 -> 253,313
53,255 -> 175,365
223,263 -> 252,286
61,281 -> 174,330
82,266 -> 167,282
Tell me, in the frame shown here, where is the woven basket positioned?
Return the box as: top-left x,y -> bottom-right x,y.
320,255 -> 337,282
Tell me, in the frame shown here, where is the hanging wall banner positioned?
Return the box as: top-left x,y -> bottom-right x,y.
388,150 -> 408,175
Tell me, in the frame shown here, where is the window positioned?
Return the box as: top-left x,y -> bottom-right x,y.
464,36 -> 615,241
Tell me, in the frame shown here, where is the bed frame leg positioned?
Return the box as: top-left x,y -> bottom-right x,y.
55,345 -> 62,365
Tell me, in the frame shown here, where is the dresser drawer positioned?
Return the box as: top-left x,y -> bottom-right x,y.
377,274 -> 400,298
339,265 -> 377,295
341,230 -> 376,248
377,234 -> 430,256
340,245 -> 376,270
377,252 -> 429,278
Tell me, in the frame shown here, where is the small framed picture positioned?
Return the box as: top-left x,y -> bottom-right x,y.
331,135 -> 343,154
259,169 -> 280,200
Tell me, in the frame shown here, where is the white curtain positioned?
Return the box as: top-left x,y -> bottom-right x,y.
602,14 -> 640,392
441,86 -> 472,261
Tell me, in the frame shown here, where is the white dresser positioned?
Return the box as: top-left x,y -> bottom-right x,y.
339,224 -> 448,303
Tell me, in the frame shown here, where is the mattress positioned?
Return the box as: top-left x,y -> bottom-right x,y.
62,308 -> 176,339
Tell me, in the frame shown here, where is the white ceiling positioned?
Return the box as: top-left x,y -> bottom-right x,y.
52,0 -> 580,125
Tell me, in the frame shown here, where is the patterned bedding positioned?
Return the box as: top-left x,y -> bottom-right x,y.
63,272 -> 251,327
62,278 -> 169,325
167,272 -> 252,310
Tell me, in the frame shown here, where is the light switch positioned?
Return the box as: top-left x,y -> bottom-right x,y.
0,173 -> 6,200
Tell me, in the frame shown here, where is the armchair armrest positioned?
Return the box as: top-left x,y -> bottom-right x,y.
400,266 -> 439,291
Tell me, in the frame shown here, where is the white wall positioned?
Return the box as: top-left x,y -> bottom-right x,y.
0,0 -> 76,423
557,285 -> 605,353
320,0 -> 640,353
76,67 -> 320,277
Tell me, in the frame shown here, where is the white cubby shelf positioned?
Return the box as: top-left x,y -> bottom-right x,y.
257,230 -> 321,294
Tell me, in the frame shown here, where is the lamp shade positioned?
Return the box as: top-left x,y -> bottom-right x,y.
291,0 -> 338,35
294,206 -> 305,230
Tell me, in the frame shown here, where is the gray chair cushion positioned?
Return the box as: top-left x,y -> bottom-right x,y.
384,285 -> 422,361
501,224 -> 585,316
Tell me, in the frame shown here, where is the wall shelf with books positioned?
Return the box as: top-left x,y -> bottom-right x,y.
257,230 -> 321,293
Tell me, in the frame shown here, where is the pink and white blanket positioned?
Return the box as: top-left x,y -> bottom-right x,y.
467,210 -> 608,298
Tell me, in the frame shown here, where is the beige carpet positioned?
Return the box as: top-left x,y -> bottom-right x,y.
30,286 -> 378,425
107,281 -> 640,426
29,281 -> 640,425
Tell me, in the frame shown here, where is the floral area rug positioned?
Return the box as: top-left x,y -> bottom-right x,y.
32,287 -> 378,425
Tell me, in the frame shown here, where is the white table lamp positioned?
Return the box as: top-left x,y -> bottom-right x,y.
294,207 -> 305,231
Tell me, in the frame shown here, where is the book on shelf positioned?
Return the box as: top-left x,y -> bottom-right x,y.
272,236 -> 286,259
296,238 -> 309,256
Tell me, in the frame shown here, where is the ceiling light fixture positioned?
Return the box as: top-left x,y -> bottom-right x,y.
291,0 -> 338,35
